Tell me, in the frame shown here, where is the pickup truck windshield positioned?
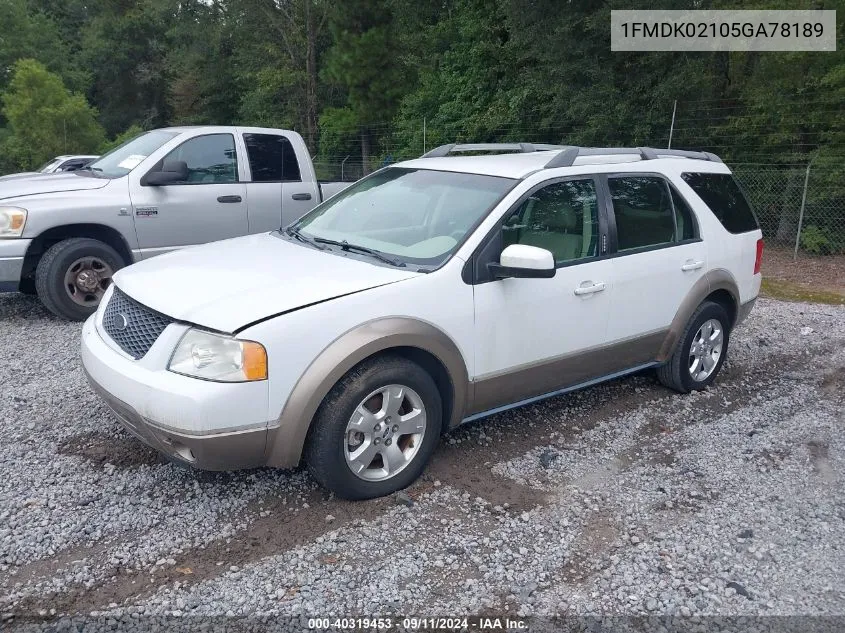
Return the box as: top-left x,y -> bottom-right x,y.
292,167 -> 514,267
83,130 -> 180,178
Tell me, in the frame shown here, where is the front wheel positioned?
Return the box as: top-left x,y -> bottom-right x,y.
35,238 -> 124,321
305,355 -> 443,500
657,300 -> 731,393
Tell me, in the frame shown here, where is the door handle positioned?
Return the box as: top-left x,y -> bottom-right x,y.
292,192 -> 312,201
574,281 -> 606,296
217,195 -> 242,203
681,260 -> 704,271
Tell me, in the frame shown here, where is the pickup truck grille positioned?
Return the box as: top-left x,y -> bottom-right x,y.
102,287 -> 174,359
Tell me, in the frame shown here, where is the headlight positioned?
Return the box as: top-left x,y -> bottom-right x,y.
168,329 -> 267,382
0,207 -> 27,237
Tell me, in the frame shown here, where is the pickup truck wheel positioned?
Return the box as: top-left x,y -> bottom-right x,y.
35,238 -> 123,321
657,300 -> 731,393
305,355 -> 442,500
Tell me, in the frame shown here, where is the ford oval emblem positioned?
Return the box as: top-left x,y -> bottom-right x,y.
114,313 -> 129,331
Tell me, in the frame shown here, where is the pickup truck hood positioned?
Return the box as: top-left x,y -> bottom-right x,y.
113,232 -> 420,332
0,173 -> 109,200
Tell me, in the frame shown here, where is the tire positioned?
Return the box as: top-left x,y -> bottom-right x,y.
305,354 -> 443,500
657,300 -> 731,394
35,238 -> 124,321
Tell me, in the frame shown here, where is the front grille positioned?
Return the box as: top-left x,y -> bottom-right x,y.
102,287 -> 174,359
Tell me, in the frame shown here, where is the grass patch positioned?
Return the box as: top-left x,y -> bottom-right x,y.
761,278 -> 845,305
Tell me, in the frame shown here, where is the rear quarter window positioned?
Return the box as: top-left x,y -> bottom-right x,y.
681,172 -> 759,234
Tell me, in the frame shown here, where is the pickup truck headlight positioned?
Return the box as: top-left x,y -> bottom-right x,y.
0,207 -> 27,237
168,329 -> 267,382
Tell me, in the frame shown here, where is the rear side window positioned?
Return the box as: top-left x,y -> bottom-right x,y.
681,172 -> 759,234
671,189 -> 696,241
608,176 -> 675,251
243,134 -> 301,182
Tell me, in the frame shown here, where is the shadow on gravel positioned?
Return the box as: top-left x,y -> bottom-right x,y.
58,430 -> 166,469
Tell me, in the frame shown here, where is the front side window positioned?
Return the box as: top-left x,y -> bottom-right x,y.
292,167 -> 514,267
609,176 -> 676,251
681,172 -> 759,234
503,179 -> 599,264
87,130 -> 179,178
243,133 -> 301,182
162,134 -> 238,184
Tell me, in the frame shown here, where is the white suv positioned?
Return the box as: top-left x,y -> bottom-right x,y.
81,144 -> 763,499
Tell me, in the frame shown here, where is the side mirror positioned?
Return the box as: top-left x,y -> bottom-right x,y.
489,244 -> 556,279
142,160 -> 188,186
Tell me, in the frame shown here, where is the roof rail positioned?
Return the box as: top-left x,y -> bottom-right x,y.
544,146 -> 722,169
420,142 -> 566,158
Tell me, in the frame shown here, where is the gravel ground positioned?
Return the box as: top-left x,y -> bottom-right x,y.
1,293 -> 843,632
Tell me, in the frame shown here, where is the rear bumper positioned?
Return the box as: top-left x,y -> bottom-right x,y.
80,313 -> 272,470
0,238 -> 31,292
736,297 -> 757,326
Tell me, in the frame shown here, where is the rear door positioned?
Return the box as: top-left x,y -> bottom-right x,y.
603,173 -> 707,346
241,132 -> 319,231
130,132 -> 248,257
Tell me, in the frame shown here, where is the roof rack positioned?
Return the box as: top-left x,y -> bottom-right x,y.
544,146 -> 722,168
420,143 -> 567,158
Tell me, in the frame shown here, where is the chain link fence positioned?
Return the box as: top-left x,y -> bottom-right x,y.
732,163 -> 845,256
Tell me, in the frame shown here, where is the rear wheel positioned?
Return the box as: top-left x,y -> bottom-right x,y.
35,238 -> 123,321
305,355 -> 442,500
657,300 -> 731,393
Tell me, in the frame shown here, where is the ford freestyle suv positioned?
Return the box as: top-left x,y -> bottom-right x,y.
81,144 -> 763,500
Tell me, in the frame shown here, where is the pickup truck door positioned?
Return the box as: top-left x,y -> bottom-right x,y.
128,132 -> 248,258
240,131 -> 321,231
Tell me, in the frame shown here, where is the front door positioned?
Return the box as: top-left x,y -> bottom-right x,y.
129,132 -> 248,258
471,176 -> 615,415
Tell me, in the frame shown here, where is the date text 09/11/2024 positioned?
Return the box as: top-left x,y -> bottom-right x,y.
307,616 -> 528,630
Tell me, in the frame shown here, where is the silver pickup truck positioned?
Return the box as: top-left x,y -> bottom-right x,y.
0,126 -> 350,320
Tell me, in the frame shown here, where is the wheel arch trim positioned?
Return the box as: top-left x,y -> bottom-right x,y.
23,223 -> 134,277
656,269 -> 740,362
264,317 -> 469,468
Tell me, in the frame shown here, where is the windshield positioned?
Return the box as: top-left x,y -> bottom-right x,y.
38,159 -> 61,173
291,167 -> 514,268
84,130 -> 180,178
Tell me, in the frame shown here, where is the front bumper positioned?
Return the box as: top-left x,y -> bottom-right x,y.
0,238 -> 32,292
80,313 -> 272,470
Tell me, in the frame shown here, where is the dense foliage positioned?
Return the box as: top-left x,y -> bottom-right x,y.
0,0 -> 842,177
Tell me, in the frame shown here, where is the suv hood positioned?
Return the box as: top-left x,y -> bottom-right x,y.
112,232 -> 420,332
0,173 -> 109,200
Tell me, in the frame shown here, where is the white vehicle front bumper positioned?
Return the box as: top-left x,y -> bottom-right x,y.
80,313 -> 273,470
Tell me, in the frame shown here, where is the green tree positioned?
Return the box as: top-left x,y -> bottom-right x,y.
0,0 -> 87,93
323,0 -> 412,171
1,59 -> 104,170
80,0 -> 173,135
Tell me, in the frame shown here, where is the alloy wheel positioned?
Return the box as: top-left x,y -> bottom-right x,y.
344,384 -> 427,482
688,318 -> 724,382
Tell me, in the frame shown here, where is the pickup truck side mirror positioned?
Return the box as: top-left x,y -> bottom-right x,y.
488,244 -> 556,279
141,160 -> 189,186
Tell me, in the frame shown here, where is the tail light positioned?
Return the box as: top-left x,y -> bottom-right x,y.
753,238 -> 764,275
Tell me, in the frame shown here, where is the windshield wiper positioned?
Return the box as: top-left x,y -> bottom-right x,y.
312,237 -> 406,267
285,226 -> 326,251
